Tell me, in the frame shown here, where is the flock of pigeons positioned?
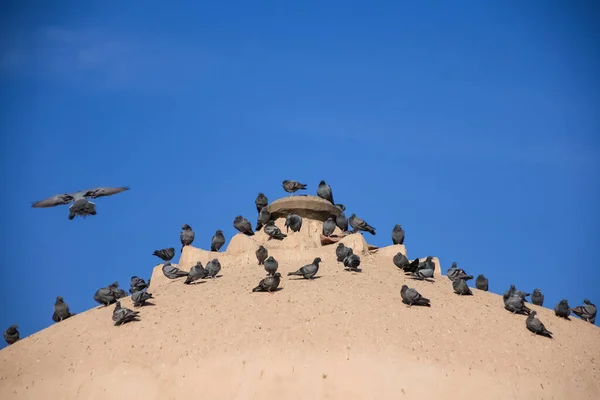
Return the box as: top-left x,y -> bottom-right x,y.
2,180 -> 597,346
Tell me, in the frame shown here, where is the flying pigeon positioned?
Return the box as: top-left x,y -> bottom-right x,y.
572,299 -> 597,324
288,258 -> 321,279
153,247 -> 175,262
554,299 -> 571,319
285,213 -> 303,233
31,186 -> 130,220
131,290 -> 153,307
391,224 -> 405,245
162,263 -> 189,279
322,217 -> 336,237
180,224 -> 195,251
252,272 -> 282,294
264,220 -> 287,240
211,230 -> 226,252
233,215 -> 254,236
255,193 -> 268,213
317,180 -> 334,204
282,180 -> 307,195
264,256 -> 279,276
184,261 -> 207,284
526,311 -> 553,338
256,245 -> 268,265
112,301 -> 140,326
3,325 -> 19,345
349,214 -> 376,235
475,275 -> 489,291
52,296 -> 75,323
400,285 -> 431,307
531,289 -> 544,306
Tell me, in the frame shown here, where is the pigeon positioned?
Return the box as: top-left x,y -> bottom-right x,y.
131,290 -> 153,307
335,204 -> 346,212
282,180 -> 307,195
162,263 -> 189,279
349,214 -> 376,235
531,289 -> 544,306
504,293 -> 531,315
115,288 -> 128,299
504,285 -> 530,301
256,208 -> 272,231
285,213 -> 303,233
288,258 -> 321,279
317,180 -> 334,204
180,224 -> 195,251
129,276 -> 148,294
393,252 -> 410,269
452,278 -> 473,296
336,243 -> 353,262
153,247 -> 175,262
252,272 -> 282,293
31,186 -> 130,220
112,301 -> 140,326
4,325 -> 19,345
256,245 -> 268,265
418,256 -> 436,272
184,261 -> 207,284
52,296 -> 75,323
205,259 -> 222,278
255,193 -> 268,213
410,268 -> 434,280
572,299 -> 597,324
343,254 -> 361,271
322,217 -> 336,237
446,262 -> 473,282
264,256 -> 279,276
526,311 -> 553,338
391,224 -> 405,245
93,282 -> 121,306
211,230 -> 226,252
554,299 -> 571,319
400,285 -> 431,307
264,220 -> 287,240
233,215 -> 254,236
402,258 -> 421,274
335,211 -> 348,232
475,275 -> 489,291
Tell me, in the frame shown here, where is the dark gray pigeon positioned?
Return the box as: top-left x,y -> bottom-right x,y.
252,272 -> 282,294
129,276 -> 148,294
131,290 -> 153,307
184,261 -> 207,284
4,324 -> 19,345
504,285 -> 530,301
322,217 -> 336,237
211,230 -> 226,252
180,224 -> 195,251
282,180 -> 307,195
400,285 -> 431,307
336,243 -> 353,262
256,207 -> 272,231
264,256 -> 279,276
343,254 -> 361,271
115,288 -> 128,299
153,247 -> 175,262
255,193 -> 268,213
446,262 -> 473,282
531,289 -> 544,306
285,213 -> 303,233
94,282 -> 121,306
317,180 -> 334,204
572,299 -> 597,324
335,211 -> 348,232
264,220 -> 287,240
112,301 -> 140,326
452,278 -> 473,296
504,293 -> 532,315
526,311 -> 553,338
391,224 -> 405,245
554,299 -> 571,319
256,245 -> 268,265
475,275 -> 489,291
31,186 -> 130,220
349,214 -> 376,235
162,263 -> 189,279
52,296 -> 75,323
205,259 -> 222,278
288,258 -> 321,279
418,256 -> 436,272
393,252 -> 410,269
402,258 -> 421,274
233,215 -> 254,236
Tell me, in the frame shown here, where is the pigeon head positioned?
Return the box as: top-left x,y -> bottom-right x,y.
258,192 -> 265,197
265,256 -> 274,261
559,299 -> 569,305
266,220 -> 275,226
8,324 -> 18,330
56,296 -> 64,302
114,301 -> 122,308
110,281 -> 119,287
400,285 -> 408,293
349,213 -> 356,218
477,274 -> 485,279
234,216 -> 243,222
196,261 -> 203,266
337,243 -> 345,248
335,204 -> 346,211
394,224 -> 402,229
272,272 -> 282,278
182,224 -> 192,230
131,276 -> 138,280
426,256 -> 433,261
313,257 -> 322,264
533,288 -> 541,294
259,245 -> 266,251
584,299 -> 591,304
215,230 -> 223,235
530,310 -> 538,317
319,180 -> 327,186
451,262 -> 457,268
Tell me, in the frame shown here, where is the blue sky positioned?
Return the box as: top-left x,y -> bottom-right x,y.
0,1 -> 598,346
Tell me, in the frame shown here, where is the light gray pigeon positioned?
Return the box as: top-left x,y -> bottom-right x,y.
285,213 -> 303,232
393,252 -> 409,269
162,263 -> 189,279
205,259 -> 222,278
129,276 -> 148,294
282,180 -> 307,195
112,301 -> 140,326
343,254 -> 361,271
446,262 -> 473,281
526,311 -> 553,338
256,207 -> 271,231
4,325 -> 19,345
233,215 -> 254,236
31,186 -> 130,220
256,245 -> 268,265
52,296 -> 75,323
349,213 -> 376,235
264,256 -> 279,276
264,220 -> 287,240
317,180 -> 334,204
504,285 -> 530,301
531,289 -> 544,306
94,282 -> 121,306
131,290 -> 153,307
452,278 -> 473,296
288,258 -> 321,279
322,217 -> 336,237
554,299 -> 571,319
400,285 -> 431,307
153,247 -> 175,262
572,299 -> 597,324
180,224 -> 195,251
184,261 -> 207,284
475,274 -> 489,291
211,230 -> 226,252
391,224 -> 405,245
252,272 -> 282,293
408,268 -> 434,280
336,243 -> 353,262
255,193 -> 268,213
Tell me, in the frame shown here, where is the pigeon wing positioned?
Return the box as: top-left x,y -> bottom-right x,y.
31,193 -> 75,208
84,186 -> 130,199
